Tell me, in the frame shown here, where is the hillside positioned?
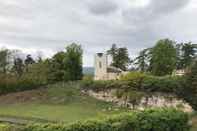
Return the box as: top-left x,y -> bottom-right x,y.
0,82 -> 123,125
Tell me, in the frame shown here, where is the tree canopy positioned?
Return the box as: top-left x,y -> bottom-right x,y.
149,39 -> 177,76
107,44 -> 130,71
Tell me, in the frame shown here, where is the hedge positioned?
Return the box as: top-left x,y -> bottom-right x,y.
0,74 -> 47,95
81,75 -> 183,94
22,108 -> 189,131
0,124 -> 14,131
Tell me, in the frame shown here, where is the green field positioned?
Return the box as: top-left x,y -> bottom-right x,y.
191,113 -> 197,131
0,82 -> 123,124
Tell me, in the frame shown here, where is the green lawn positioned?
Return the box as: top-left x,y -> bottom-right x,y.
191,113 -> 197,131
0,82 -> 124,124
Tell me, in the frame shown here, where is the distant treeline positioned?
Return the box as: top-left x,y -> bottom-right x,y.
107,39 -> 197,76
0,43 -> 83,94
0,39 -> 196,95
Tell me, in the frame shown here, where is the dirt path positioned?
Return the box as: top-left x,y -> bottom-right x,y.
0,115 -> 56,125
0,88 -> 47,104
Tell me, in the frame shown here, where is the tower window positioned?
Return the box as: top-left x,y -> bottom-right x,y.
99,61 -> 102,68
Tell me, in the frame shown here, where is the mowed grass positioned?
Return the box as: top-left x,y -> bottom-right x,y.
0,82 -> 123,123
191,113 -> 197,131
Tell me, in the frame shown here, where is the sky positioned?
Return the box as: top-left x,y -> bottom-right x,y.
0,0 -> 196,66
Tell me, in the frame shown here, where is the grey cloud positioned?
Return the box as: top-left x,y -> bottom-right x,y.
122,0 -> 190,24
0,0 -> 196,66
86,0 -> 118,15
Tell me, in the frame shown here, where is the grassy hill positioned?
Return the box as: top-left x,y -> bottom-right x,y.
0,82 -> 196,130
0,82 -> 123,124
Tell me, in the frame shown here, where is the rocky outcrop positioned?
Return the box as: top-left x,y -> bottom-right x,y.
85,90 -> 193,112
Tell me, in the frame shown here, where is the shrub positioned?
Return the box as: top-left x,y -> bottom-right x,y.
23,108 -> 189,131
0,124 -> 14,131
142,75 -> 183,93
0,74 -> 46,95
181,61 -> 197,110
81,80 -> 130,92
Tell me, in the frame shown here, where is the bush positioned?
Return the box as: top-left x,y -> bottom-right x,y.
82,72 -> 183,94
81,80 -> 130,92
0,124 -> 14,131
23,108 -> 189,131
0,74 -> 46,95
181,61 -> 197,110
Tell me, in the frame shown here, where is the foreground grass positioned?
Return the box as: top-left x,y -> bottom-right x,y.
0,82 -> 124,124
191,113 -> 197,131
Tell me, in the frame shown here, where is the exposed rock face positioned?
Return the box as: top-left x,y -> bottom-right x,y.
85,90 -> 193,113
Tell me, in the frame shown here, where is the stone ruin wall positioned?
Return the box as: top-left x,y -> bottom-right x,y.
85,89 -> 193,113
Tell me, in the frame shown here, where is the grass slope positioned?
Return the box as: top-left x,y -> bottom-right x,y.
191,113 -> 197,131
0,82 -> 123,124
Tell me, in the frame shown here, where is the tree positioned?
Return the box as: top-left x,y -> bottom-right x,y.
49,51 -> 66,82
107,44 -> 130,71
134,48 -> 151,72
180,42 -> 196,69
187,61 -> 197,89
0,49 -> 11,74
183,61 -> 197,110
13,57 -> 24,77
150,39 -> 177,76
175,43 -> 183,70
24,54 -> 35,72
63,43 -> 83,81
25,54 -> 35,66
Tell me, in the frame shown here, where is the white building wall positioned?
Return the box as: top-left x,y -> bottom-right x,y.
94,53 -> 128,80
94,53 -> 108,80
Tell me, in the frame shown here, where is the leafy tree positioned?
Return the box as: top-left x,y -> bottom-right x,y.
13,57 -> 24,77
63,43 -> 83,81
134,48 -> 151,72
0,49 -> 11,74
49,51 -> 66,82
23,60 -> 51,85
175,43 -> 183,70
183,61 -> 197,110
150,39 -> 177,76
187,61 -> 197,89
107,44 -> 130,71
179,42 -> 196,69
24,54 -> 35,72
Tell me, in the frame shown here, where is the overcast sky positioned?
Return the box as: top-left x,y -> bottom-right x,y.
0,0 -> 196,66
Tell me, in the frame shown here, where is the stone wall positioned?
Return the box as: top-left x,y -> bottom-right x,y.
85,89 -> 193,112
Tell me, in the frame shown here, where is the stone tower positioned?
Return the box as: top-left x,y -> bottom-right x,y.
94,53 -> 108,80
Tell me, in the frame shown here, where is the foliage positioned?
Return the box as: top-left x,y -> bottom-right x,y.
22,108 -> 189,131
63,43 -> 83,81
0,43 -> 83,95
181,61 -> 197,110
82,72 -> 197,109
107,44 -> 130,71
176,42 -> 197,69
134,40 -> 196,74
150,39 -> 177,76
0,124 -> 13,131
134,48 -> 151,72
0,61 -> 50,95
0,49 -> 12,74
13,57 -> 25,77
48,51 -> 66,82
